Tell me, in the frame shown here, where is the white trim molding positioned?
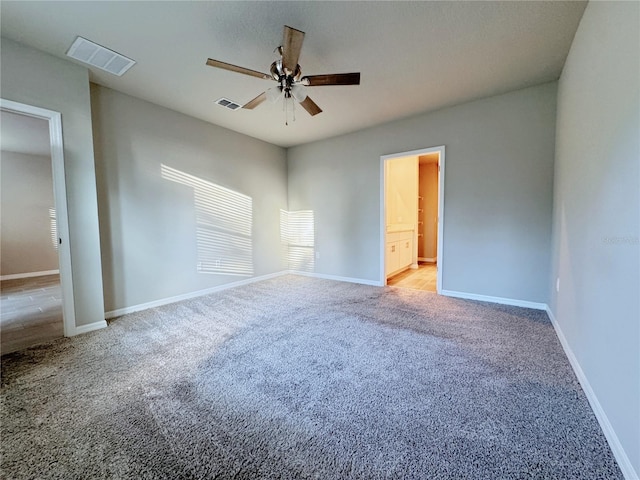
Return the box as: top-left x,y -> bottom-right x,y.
418,257 -> 437,263
105,271 -> 382,319
0,270 -> 60,281
290,270 -> 383,287
422,288 -> 637,478
73,320 -> 108,336
105,271 -> 289,319
545,307 -> 639,480
440,289 -> 547,310
0,99 -> 76,338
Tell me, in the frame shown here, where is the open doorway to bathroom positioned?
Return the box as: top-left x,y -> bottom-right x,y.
381,146 -> 444,293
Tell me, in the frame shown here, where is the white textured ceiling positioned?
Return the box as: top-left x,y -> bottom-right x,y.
0,1 -> 586,148
0,110 -> 50,157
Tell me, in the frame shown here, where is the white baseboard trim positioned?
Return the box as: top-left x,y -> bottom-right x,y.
0,269 -> 59,281
439,289 -> 546,310
290,270 -> 384,287
418,257 -> 437,263
72,320 -> 108,336
81,266 -> 639,478
545,306 -> 638,480
104,271 -> 289,319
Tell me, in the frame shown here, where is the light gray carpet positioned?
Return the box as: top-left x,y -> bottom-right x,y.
1,275 -> 622,479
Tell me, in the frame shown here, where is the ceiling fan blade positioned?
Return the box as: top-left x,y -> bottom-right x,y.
299,96 -> 322,116
301,73 -> 361,86
243,92 -> 267,110
281,25 -> 305,74
206,58 -> 272,80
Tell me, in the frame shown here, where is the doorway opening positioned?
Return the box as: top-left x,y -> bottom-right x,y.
0,99 -> 75,354
380,146 -> 444,293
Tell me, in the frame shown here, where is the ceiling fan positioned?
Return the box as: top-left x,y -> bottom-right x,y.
206,25 -> 360,119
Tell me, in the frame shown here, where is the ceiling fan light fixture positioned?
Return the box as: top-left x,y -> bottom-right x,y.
266,86 -> 283,103
291,84 -> 307,102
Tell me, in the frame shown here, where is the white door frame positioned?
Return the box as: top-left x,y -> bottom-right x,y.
1,99 -> 76,336
380,145 -> 445,292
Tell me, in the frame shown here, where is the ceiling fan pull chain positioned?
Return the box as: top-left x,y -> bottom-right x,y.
284,96 -> 288,126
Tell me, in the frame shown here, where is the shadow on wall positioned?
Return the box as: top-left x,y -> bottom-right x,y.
280,209 -> 315,272
161,164 -> 253,277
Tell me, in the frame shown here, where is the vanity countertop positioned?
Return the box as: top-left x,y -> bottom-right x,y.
386,224 -> 415,233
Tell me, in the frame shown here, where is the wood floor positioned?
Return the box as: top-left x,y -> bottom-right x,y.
387,263 -> 437,292
0,274 -> 63,355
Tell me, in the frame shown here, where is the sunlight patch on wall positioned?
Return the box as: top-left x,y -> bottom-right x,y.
161,164 -> 253,276
49,208 -> 58,250
280,209 -> 314,272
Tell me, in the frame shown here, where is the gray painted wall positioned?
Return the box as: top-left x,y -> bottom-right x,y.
1,38 -> 105,328
0,151 -> 58,275
288,83 -> 557,303
550,2 -> 640,476
90,85 -> 288,312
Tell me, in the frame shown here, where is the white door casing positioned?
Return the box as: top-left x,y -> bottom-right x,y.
1,98 -> 76,336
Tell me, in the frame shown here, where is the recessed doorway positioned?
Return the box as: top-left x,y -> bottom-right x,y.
0,99 -> 75,354
380,146 -> 444,293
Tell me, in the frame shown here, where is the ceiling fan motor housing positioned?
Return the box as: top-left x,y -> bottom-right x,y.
270,60 -> 302,97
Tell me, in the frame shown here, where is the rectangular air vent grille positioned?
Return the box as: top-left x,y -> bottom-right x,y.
66,36 -> 136,76
216,98 -> 242,111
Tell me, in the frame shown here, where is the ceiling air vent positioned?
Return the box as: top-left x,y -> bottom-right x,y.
66,36 -> 136,76
215,98 -> 242,111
